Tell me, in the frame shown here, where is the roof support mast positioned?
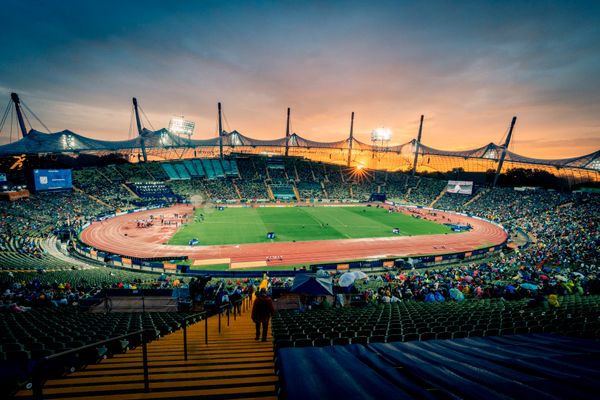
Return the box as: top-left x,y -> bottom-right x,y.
132,98 -> 143,135
492,116 -> 517,188
285,107 -> 291,156
10,93 -> 28,138
132,97 -> 147,162
218,102 -> 223,160
412,115 -> 424,177
347,112 -> 354,167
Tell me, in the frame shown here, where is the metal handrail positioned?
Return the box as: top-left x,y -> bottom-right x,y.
180,312 -> 206,361
181,312 -> 206,326
31,295 -> 252,397
32,328 -> 155,399
37,329 -> 149,363
181,296 -> 248,358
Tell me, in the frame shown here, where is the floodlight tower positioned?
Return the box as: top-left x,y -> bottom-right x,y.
347,112 -> 354,167
132,97 -> 148,162
492,116 -> 517,188
412,115 -> 424,177
369,127 -> 391,171
370,127 -> 392,159
10,93 -> 28,138
168,116 -> 195,140
285,107 -> 291,156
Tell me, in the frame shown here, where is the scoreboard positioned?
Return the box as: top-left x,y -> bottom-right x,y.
446,180 -> 473,195
32,169 -> 73,191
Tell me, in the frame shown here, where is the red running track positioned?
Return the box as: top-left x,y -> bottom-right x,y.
80,204 -> 508,267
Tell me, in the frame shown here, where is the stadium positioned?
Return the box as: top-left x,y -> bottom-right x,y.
0,90 -> 599,399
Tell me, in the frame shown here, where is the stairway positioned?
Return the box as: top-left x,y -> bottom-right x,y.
414,176 -> 422,189
96,168 -> 113,184
429,187 -> 447,208
142,164 -> 156,180
72,186 -> 113,208
41,236 -> 94,270
292,184 -> 301,201
321,181 -> 329,199
463,188 -> 488,207
16,302 -> 277,400
404,187 -> 412,202
232,180 -> 243,200
114,165 -> 126,179
266,183 -> 275,201
309,164 -> 317,182
121,183 -> 141,199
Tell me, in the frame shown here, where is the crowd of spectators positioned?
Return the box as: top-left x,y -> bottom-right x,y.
463,187 -> 569,222
0,267 -> 213,310
351,181 -> 376,201
287,159 -> 314,182
0,190 -> 116,273
0,270 -> 271,313
235,179 -> 268,201
331,191 -> 598,304
0,237 -> 45,259
66,157 -> 583,215
350,261 -> 599,305
297,181 -> 323,201
97,165 -> 125,181
310,163 -> 328,182
504,193 -> 598,267
115,163 -> 154,182
0,191 -> 111,239
202,179 -> 239,202
167,180 -> 206,198
267,167 -> 288,183
237,157 -> 266,180
435,190 -> 477,211
1,157 -> 598,316
72,163 -> 182,208
381,173 -> 413,201
0,237 -> 50,274
143,161 -> 170,180
404,176 -> 447,205
161,179 -> 241,203
325,184 -> 350,200
2,279 -> 89,309
321,165 -> 349,200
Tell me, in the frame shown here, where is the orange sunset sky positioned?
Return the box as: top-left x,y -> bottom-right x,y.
1,1 -> 598,159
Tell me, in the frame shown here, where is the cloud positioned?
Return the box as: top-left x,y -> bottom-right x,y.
0,0 -> 598,158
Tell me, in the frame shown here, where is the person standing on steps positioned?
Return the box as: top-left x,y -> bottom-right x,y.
252,288 -> 275,342
230,286 -> 243,315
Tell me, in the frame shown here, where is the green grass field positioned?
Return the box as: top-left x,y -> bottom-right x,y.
168,206 -> 453,246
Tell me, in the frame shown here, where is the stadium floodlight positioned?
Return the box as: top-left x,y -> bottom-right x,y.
168,117 -> 195,137
62,133 -> 75,149
588,159 -> 600,171
483,149 -> 498,160
371,127 -> 392,142
160,131 -> 169,145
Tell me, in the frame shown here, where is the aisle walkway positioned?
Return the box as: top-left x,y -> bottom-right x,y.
16,299 -> 276,400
